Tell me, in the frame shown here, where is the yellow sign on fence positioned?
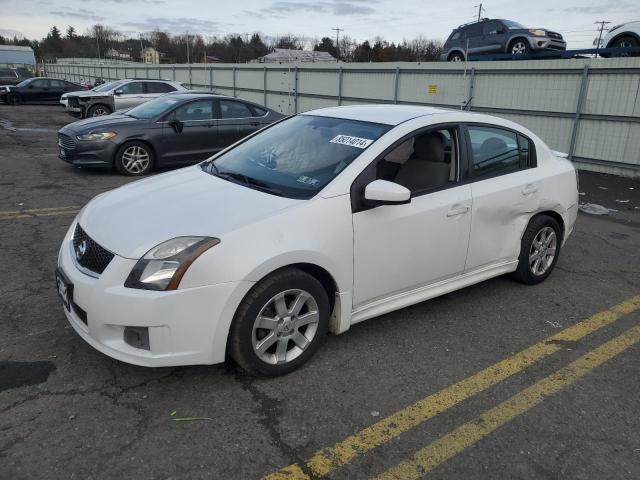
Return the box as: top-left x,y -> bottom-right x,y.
428,84 -> 438,95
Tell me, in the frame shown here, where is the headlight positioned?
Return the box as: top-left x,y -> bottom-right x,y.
125,237 -> 220,291
529,29 -> 546,37
77,131 -> 117,141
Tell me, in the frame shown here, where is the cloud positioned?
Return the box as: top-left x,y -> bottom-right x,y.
120,17 -> 223,33
50,9 -> 104,21
248,0 -> 377,18
560,1 -> 637,14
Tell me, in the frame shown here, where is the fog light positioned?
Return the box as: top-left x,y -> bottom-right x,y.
124,326 -> 150,350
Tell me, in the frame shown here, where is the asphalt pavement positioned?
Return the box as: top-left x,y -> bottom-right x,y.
1,104 -> 639,480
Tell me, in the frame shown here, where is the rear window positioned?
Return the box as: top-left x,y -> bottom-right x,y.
146,82 -> 176,94
251,105 -> 268,116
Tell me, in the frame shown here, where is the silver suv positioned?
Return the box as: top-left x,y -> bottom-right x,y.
64,79 -> 188,118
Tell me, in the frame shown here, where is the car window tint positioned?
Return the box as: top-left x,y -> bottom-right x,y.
146,82 -> 175,93
119,82 -> 144,94
484,20 -> 503,35
173,100 -> 214,121
451,31 -> 461,40
468,126 -> 522,177
220,100 -> 253,119
376,128 -> 458,194
251,105 -> 268,117
50,80 -> 66,87
465,23 -> 483,37
30,79 -> 49,88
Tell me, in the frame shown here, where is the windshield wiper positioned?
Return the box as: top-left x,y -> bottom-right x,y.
217,170 -> 284,196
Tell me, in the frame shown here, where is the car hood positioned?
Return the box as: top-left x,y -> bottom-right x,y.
70,90 -> 112,99
61,114 -> 140,132
77,166 -> 302,259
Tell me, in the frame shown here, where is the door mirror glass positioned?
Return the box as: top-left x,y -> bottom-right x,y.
364,180 -> 411,206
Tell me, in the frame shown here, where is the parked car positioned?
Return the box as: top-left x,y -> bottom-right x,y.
65,78 -> 188,118
0,66 -> 32,85
0,77 -> 87,104
56,105 -> 578,376
60,80 -> 127,116
57,93 -> 285,175
596,21 -> 640,56
442,18 -> 567,61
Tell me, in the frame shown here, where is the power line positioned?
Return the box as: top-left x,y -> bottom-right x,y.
594,20 -> 611,57
332,27 -> 343,60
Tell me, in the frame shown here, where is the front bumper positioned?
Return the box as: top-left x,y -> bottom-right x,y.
58,135 -> 118,168
57,223 -> 253,366
528,36 -> 566,51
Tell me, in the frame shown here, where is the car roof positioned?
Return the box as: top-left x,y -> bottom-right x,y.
303,105 -> 453,126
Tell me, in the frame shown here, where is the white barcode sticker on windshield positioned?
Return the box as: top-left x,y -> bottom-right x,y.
330,135 -> 374,149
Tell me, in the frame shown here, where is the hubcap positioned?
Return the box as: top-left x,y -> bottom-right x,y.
252,289 -> 320,365
529,226 -> 557,276
92,107 -> 108,117
512,42 -> 527,54
121,146 -> 150,174
452,55 -> 462,62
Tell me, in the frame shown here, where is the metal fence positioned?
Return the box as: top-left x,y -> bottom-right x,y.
46,58 -> 640,177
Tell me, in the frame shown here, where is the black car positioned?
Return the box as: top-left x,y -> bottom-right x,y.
57,93 -> 285,176
0,77 -> 87,104
441,18 -> 567,61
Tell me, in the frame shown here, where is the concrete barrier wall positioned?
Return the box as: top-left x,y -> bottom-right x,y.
46,58 -> 640,177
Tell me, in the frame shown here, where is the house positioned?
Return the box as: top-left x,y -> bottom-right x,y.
143,47 -> 161,64
257,48 -> 337,63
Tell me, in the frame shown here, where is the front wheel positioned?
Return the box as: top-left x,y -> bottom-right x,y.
115,141 -> 154,176
510,39 -> 530,55
87,104 -> 112,117
511,215 -> 562,285
612,36 -> 639,56
228,268 -> 330,377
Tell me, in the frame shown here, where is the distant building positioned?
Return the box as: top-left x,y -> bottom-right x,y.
143,47 -> 160,64
257,48 -> 337,63
0,45 -> 36,67
105,48 -> 131,60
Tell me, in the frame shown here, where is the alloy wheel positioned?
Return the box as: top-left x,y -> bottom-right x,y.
252,289 -> 320,365
529,226 -> 557,276
91,107 -> 109,117
121,146 -> 150,174
512,41 -> 527,54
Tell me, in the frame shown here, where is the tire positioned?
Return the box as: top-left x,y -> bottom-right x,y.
509,38 -> 530,55
511,214 -> 562,285
448,52 -> 465,62
228,268 -> 330,377
612,36 -> 639,57
6,93 -> 21,105
114,141 -> 154,176
87,104 -> 112,117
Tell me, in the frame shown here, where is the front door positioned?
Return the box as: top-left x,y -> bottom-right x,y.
482,20 -> 508,54
352,125 -> 472,307
160,99 -> 217,164
113,81 -> 145,110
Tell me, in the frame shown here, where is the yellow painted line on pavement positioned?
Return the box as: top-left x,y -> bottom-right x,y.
0,206 -> 80,220
264,295 -> 640,480
377,323 -> 640,480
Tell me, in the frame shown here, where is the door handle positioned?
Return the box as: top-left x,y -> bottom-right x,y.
446,205 -> 470,217
521,184 -> 538,196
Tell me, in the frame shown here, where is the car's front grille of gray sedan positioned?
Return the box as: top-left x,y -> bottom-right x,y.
58,133 -> 75,150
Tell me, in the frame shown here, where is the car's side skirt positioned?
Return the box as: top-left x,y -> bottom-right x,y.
349,259 -> 519,326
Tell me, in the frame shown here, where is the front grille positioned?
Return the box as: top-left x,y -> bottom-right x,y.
58,133 -> 75,150
72,224 -> 114,276
68,96 -> 80,108
547,31 -> 563,40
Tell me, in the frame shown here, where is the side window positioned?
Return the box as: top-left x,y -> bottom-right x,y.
465,23 -> 483,38
31,79 -> 49,88
251,105 -> 268,117
376,127 -> 458,194
450,31 -> 461,41
219,100 -> 253,119
483,21 -> 503,35
173,100 -> 214,121
119,82 -> 144,94
50,80 -> 66,88
147,82 -> 175,93
468,126 -> 532,177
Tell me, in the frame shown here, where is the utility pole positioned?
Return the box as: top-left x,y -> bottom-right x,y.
473,3 -> 485,22
186,31 -> 190,64
332,27 -> 343,61
594,20 -> 611,57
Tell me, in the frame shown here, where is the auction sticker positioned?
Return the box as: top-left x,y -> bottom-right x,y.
330,135 -> 374,149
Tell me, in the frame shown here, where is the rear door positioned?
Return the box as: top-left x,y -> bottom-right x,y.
464,124 -> 541,271
23,78 -> 50,102
215,99 -> 263,149
113,81 -> 145,110
159,99 -> 217,164
482,20 -> 508,53
464,23 -> 485,55
48,79 -> 69,101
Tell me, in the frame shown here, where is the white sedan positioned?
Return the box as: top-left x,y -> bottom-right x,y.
56,105 -> 579,376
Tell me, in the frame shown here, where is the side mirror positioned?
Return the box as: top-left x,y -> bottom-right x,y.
364,180 -> 411,206
169,118 -> 184,133
114,89 -> 123,96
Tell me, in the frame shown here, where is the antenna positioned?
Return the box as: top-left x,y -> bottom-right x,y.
332,27 -> 344,61
473,3 -> 485,22
594,20 -> 611,57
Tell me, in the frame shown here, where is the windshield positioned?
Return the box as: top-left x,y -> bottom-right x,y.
16,78 -> 35,88
92,80 -> 124,92
202,115 -> 390,199
127,96 -> 181,119
502,20 -> 526,29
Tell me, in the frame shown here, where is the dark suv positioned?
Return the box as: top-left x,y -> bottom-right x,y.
441,19 -> 566,61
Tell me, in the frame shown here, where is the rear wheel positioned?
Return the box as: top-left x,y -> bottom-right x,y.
448,52 -> 465,62
612,36 -> 639,56
87,104 -> 112,117
511,215 -> 562,285
509,38 -> 530,55
6,93 -> 21,105
228,268 -> 330,377
115,141 -> 154,176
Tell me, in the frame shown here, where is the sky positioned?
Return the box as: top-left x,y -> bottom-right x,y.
0,0 -> 637,49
